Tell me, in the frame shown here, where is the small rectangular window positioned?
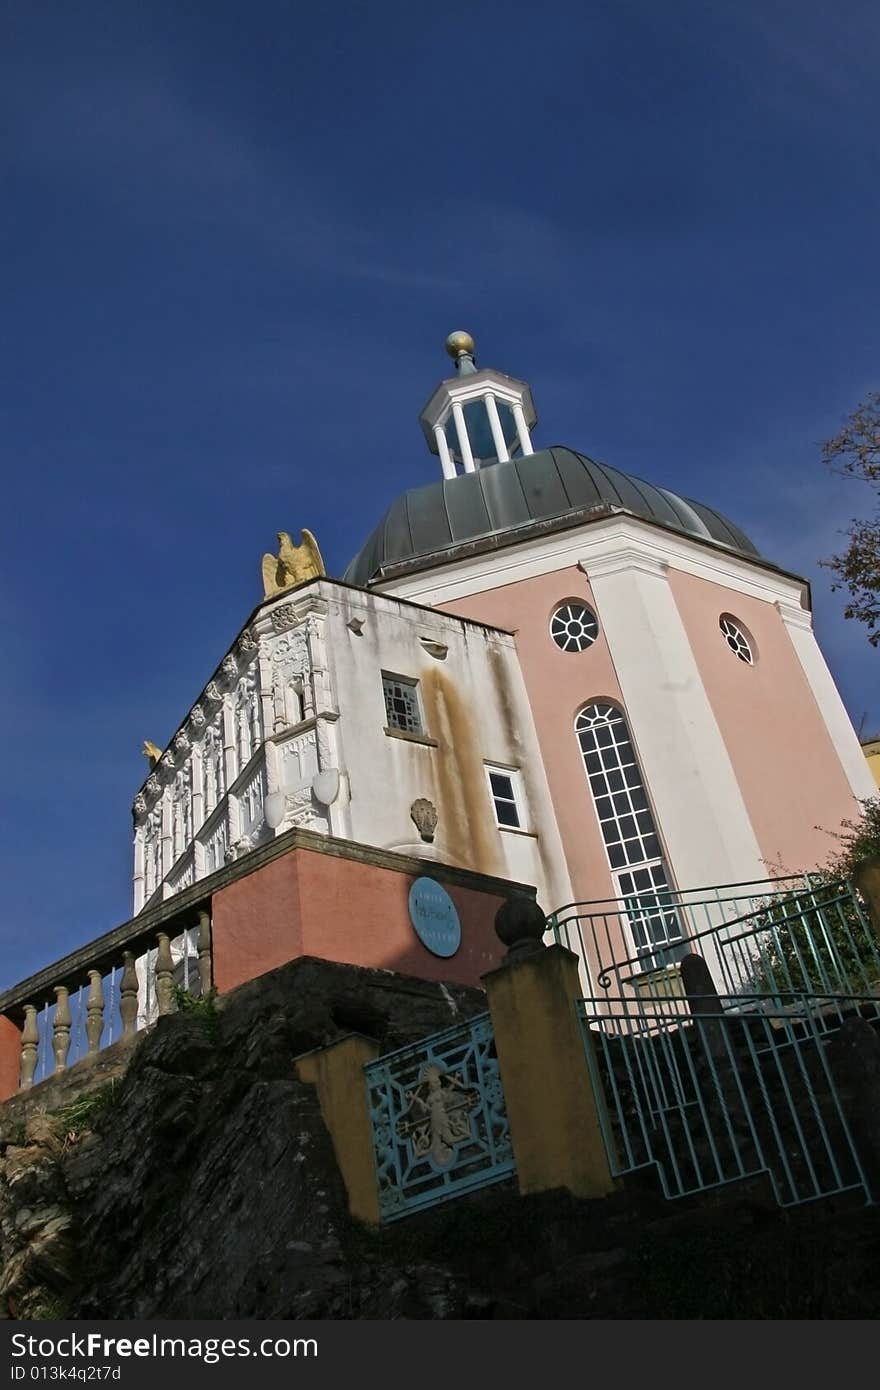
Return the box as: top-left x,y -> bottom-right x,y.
382,673 -> 423,734
486,765 -> 524,830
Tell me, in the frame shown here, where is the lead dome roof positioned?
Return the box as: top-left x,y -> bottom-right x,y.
343,445 -> 761,587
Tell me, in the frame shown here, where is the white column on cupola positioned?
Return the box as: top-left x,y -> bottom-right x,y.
419,330 -> 538,481
434,423 -> 456,480
512,400 -> 534,456
452,401 -> 476,473
485,394 -> 510,463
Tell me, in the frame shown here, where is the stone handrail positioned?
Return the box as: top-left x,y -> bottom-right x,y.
4,912 -> 212,1097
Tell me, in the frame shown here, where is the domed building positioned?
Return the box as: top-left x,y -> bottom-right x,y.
2,331 -> 876,1103
125,332 -> 874,997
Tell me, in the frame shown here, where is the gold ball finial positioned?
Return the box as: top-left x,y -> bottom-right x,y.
445,330 -> 475,360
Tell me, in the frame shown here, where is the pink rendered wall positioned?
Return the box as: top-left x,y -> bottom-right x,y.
212,852 -> 305,994
0,1015 -> 21,1102
440,567 -> 627,933
668,569 -> 862,875
212,843 -> 506,994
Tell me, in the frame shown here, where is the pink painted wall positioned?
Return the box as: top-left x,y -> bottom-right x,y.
0,1014 -> 22,1103
668,569 -> 862,874
440,567 -> 631,969
212,843 -> 507,994
212,851 -> 305,994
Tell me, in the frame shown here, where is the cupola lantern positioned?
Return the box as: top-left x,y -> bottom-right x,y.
419,332 -> 537,479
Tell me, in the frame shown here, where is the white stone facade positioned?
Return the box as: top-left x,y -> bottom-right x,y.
132,580 -> 573,915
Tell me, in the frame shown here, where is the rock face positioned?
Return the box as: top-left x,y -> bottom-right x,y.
3,955 -> 880,1320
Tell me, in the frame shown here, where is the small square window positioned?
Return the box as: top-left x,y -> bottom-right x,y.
485,765 -> 525,830
382,673 -> 422,734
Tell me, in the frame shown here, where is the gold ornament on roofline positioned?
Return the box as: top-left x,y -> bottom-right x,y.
261,529 -> 325,599
143,740 -> 163,768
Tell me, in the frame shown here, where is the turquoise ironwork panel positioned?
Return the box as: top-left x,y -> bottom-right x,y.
577,989 -> 874,1209
364,1012 -> 515,1222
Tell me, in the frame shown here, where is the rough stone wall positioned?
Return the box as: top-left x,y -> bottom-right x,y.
3,956 -> 880,1320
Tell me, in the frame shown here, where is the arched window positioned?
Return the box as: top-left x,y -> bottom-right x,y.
575,702 -> 683,968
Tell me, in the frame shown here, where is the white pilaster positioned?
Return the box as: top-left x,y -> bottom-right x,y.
133,827 -> 145,914
190,745 -> 204,832
160,795 -> 173,880
777,601 -> 876,802
512,400 -> 533,456
452,401 -> 476,473
434,424 -> 456,480
222,697 -> 237,790
581,549 -> 767,890
485,394 -> 510,463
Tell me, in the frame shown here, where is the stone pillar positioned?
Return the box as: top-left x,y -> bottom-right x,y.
483,899 -> 617,1199
295,1034 -> 381,1225
155,933 -> 175,1015
85,970 -> 105,1057
0,1013 -> 22,1102
119,952 -> 139,1038
52,987 -> 71,1074
20,1006 -> 38,1091
197,910 -> 213,995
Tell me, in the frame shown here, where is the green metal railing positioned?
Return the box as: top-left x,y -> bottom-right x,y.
578,990 -> 875,1208
548,876 -> 880,1018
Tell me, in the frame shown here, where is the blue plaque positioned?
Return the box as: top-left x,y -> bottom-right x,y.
408,877 -> 461,958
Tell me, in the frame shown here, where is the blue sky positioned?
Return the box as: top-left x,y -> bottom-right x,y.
2,0 -> 878,986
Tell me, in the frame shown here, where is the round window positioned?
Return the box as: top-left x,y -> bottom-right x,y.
550,601 -> 599,653
719,615 -> 754,664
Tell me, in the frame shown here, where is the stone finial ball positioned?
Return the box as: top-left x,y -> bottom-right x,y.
494,897 -> 547,954
445,330 -> 475,359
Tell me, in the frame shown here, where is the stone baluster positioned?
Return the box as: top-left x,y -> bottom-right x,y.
119,952 -> 139,1039
52,986 -> 71,1074
86,970 -> 105,1058
20,1004 -> 39,1091
197,911 -> 213,995
155,933 -> 175,1015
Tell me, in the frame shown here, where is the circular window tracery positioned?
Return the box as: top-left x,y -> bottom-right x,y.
719,615 -> 754,664
550,601 -> 599,653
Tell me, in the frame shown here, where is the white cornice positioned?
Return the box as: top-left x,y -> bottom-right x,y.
776,599 -> 814,632
580,549 -> 669,582
377,514 -> 809,613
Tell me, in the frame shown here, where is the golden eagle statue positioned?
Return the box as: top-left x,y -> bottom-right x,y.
261,529 -> 326,599
143,740 -> 163,768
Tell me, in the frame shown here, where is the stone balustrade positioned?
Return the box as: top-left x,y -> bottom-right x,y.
4,911 -> 213,1097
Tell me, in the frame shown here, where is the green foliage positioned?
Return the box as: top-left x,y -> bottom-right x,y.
31,1294 -> 70,1321
56,1079 -> 120,1139
821,391 -> 880,646
171,985 -> 220,1037
823,794 -> 880,880
745,797 -> 880,996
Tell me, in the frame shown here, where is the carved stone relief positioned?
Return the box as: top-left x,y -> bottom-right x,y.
280,729 -> 318,789
270,603 -> 300,633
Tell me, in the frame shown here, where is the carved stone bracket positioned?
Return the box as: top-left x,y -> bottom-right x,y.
271,602 -> 300,633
